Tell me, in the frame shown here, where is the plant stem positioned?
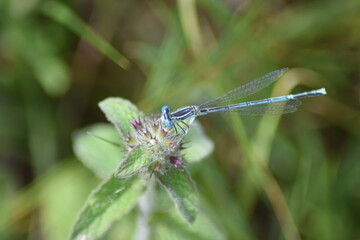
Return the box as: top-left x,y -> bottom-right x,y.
134,178 -> 156,240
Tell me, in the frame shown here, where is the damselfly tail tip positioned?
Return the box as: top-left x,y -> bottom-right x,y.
280,67 -> 290,74
318,88 -> 327,95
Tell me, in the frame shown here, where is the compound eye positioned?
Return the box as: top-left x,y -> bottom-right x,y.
165,120 -> 174,127
161,105 -> 169,113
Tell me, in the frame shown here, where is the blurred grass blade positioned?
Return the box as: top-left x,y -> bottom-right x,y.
177,0 -> 203,56
40,1 -> 130,69
141,20 -> 185,100
197,0 -> 231,23
73,123 -> 125,178
157,170 -> 198,224
154,212 -> 226,240
233,70 -> 302,240
70,176 -> 144,240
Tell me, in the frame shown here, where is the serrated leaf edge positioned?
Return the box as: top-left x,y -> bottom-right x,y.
69,176 -> 144,240
157,170 -> 199,224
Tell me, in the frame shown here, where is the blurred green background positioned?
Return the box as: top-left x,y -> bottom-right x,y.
1,0 -> 359,239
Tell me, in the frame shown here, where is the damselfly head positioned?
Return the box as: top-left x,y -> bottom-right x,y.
161,105 -> 174,127
161,105 -> 170,114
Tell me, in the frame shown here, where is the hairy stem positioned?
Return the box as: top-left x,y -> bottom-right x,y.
134,178 -> 156,240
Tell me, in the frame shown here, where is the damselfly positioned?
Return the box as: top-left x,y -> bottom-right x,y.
160,68 -> 326,133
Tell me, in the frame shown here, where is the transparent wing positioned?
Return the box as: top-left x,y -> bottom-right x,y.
218,99 -> 302,116
199,68 -> 289,108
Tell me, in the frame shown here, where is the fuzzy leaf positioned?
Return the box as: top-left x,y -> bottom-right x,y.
157,170 -> 198,223
115,146 -> 153,178
70,176 -> 144,240
99,98 -> 142,138
182,121 -> 214,163
73,123 -> 124,178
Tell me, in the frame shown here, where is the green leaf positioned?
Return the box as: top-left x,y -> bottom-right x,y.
157,170 -> 199,223
73,123 -> 124,178
39,161 -> 98,240
99,97 -> 142,138
70,176 -> 144,240
115,145 -> 153,178
182,121 -> 214,163
31,54 -> 70,97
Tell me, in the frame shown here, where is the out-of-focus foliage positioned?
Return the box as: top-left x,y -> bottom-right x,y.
0,0 -> 359,239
